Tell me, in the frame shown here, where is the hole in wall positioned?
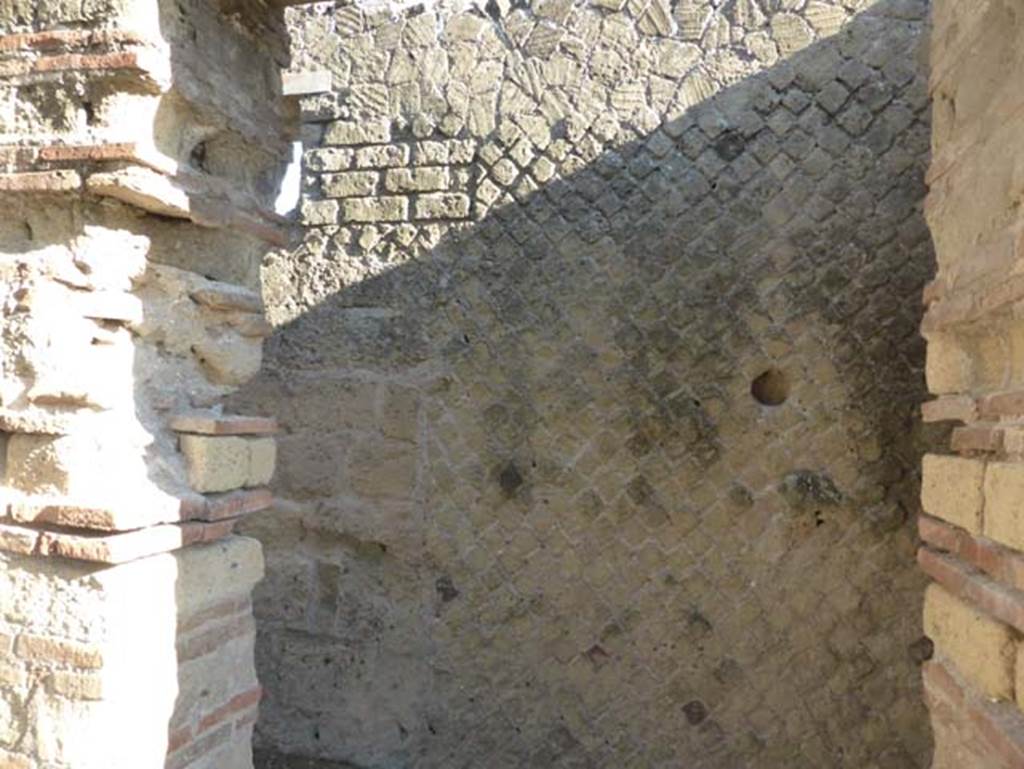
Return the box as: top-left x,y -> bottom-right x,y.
682,700 -> 708,725
189,140 -> 208,172
751,368 -> 789,406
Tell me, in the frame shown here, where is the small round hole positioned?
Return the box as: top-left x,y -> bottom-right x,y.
751,368 -> 789,406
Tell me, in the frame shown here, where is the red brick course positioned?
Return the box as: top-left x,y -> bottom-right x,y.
952,424 -> 1004,454
924,658 -> 1024,769
981,390 -> 1024,419
196,686 -> 262,733
165,723 -> 232,769
920,515 -> 1024,593
169,413 -> 278,436
177,597 -> 252,636
0,518 -> 244,563
919,546 -> 1024,635
176,613 -> 255,663
0,29 -> 149,53
923,394 -> 977,423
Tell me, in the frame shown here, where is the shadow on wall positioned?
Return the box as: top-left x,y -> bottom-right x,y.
233,1 -> 949,767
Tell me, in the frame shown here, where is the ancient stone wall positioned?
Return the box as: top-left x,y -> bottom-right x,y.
238,0 -> 942,766
917,0 -> 1024,765
0,1 -> 296,766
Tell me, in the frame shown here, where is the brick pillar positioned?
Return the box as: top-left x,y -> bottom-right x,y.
920,0 -> 1024,765
0,1 -> 297,766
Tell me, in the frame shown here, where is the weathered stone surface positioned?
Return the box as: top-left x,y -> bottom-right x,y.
384,167 -> 449,193
983,462 -> 1024,551
922,454 -> 985,534
322,171 -> 378,198
413,192 -> 470,219
924,659 -> 1024,769
341,196 -> 408,223
248,439 -> 278,487
180,435 -> 249,494
324,120 -> 391,146
0,538 -> 263,765
282,70 -> 332,97
0,0 -> 286,765
915,129 -> 1024,737
240,1 -> 940,767
923,583 -> 1015,702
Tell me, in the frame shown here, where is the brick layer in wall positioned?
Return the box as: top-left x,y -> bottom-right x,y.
918,0 -> 1024,764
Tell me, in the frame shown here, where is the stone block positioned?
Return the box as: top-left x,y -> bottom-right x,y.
281,70 -> 332,96
921,454 -> 985,534
299,199 -> 338,226
5,433 -> 142,499
86,167 -> 190,219
353,145 -> 410,169
304,148 -> 352,172
771,13 -> 813,57
415,141 -> 449,165
446,139 -> 477,164
923,583 -> 1015,701
322,171 -> 378,198
180,435 -> 250,493
248,438 -> 277,487
14,634 -> 103,669
324,119 -> 391,146
384,167 -> 449,192
0,170 -> 81,193
804,2 -> 847,36
922,395 -> 977,423
414,193 -> 471,219
179,434 -> 275,494
342,196 -> 409,223
193,337 -> 263,387
925,334 -> 973,395
984,462 -> 1024,550
5,434 -> 69,495
47,671 -> 104,700
299,93 -> 344,122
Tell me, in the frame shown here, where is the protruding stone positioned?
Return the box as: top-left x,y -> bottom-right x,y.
282,69 -> 332,96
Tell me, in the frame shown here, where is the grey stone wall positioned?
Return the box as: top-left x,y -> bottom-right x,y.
235,0 -> 945,766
